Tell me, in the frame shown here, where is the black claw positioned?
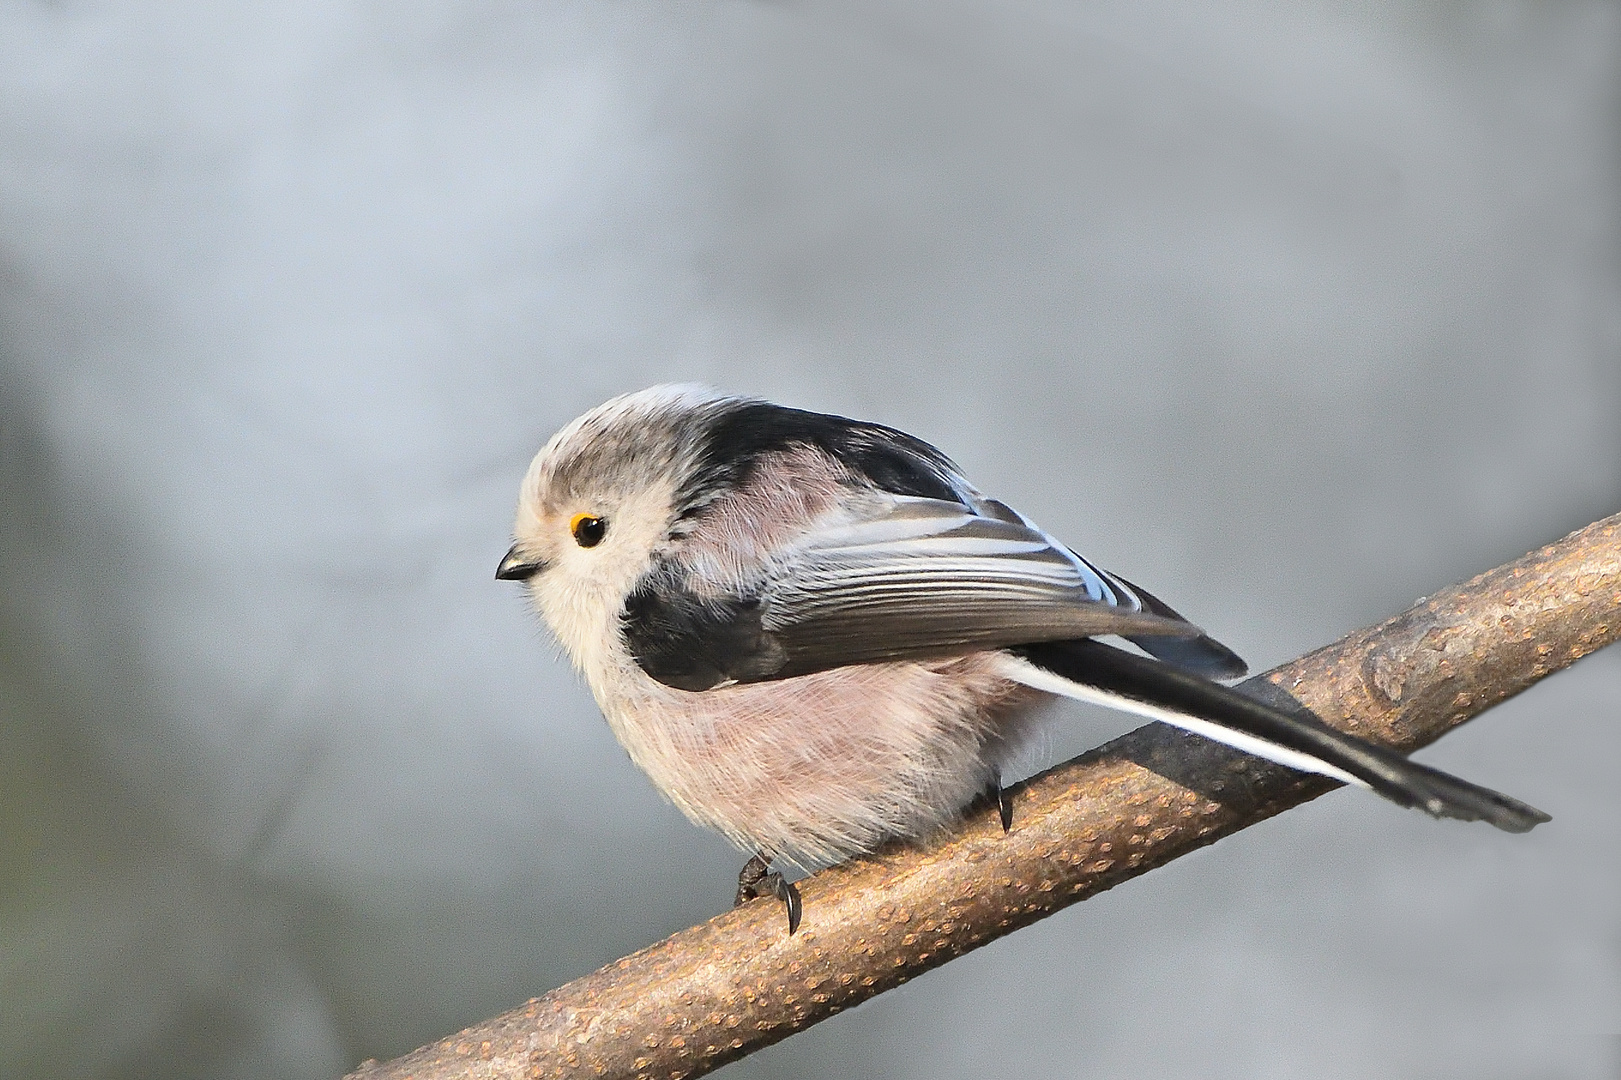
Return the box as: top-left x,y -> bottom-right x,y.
774,876 -> 803,935
983,775 -> 1013,832
735,853 -> 802,934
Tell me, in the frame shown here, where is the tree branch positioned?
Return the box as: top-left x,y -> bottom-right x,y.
350,513 -> 1620,1080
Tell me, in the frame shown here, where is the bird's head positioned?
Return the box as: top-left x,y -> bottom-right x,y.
497,384 -> 731,666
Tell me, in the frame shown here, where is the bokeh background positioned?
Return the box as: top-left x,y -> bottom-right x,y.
3,3 -> 1619,1077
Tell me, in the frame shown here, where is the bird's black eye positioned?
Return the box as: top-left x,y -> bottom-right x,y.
570,513 -> 607,548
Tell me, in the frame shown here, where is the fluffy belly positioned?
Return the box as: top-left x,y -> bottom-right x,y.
597,652 -> 1045,868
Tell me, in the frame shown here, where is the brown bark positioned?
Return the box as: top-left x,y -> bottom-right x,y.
350,513 -> 1620,1080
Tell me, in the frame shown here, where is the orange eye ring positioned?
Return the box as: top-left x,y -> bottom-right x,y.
569,513 -> 607,548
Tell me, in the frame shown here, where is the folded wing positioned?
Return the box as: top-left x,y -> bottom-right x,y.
623,494 -> 1231,690
759,497 -> 1203,677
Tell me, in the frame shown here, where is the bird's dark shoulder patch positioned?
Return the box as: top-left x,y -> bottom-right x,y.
684,401 -> 967,514
621,563 -> 788,691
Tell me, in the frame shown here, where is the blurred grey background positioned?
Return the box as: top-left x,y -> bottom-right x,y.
3,2 -> 1619,1078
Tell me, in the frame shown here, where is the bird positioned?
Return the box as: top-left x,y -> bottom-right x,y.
497,384 -> 1549,934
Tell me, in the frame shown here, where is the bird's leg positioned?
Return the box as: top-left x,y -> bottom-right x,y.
984,772 -> 1013,832
734,853 -> 802,935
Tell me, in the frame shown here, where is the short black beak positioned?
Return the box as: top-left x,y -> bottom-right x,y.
496,544 -> 544,581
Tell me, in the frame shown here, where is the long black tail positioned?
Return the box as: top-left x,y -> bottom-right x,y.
1011,639 -> 1550,833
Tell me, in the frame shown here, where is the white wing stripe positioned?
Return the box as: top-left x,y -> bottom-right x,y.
756,494 -> 1174,633
993,655 -> 1367,787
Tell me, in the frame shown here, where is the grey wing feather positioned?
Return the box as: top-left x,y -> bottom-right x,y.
753,497 -> 1206,679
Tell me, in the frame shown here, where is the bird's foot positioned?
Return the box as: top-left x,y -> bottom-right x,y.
735,853 -> 802,935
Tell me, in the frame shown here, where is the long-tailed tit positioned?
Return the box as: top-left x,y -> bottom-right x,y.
498,385 -> 1548,933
